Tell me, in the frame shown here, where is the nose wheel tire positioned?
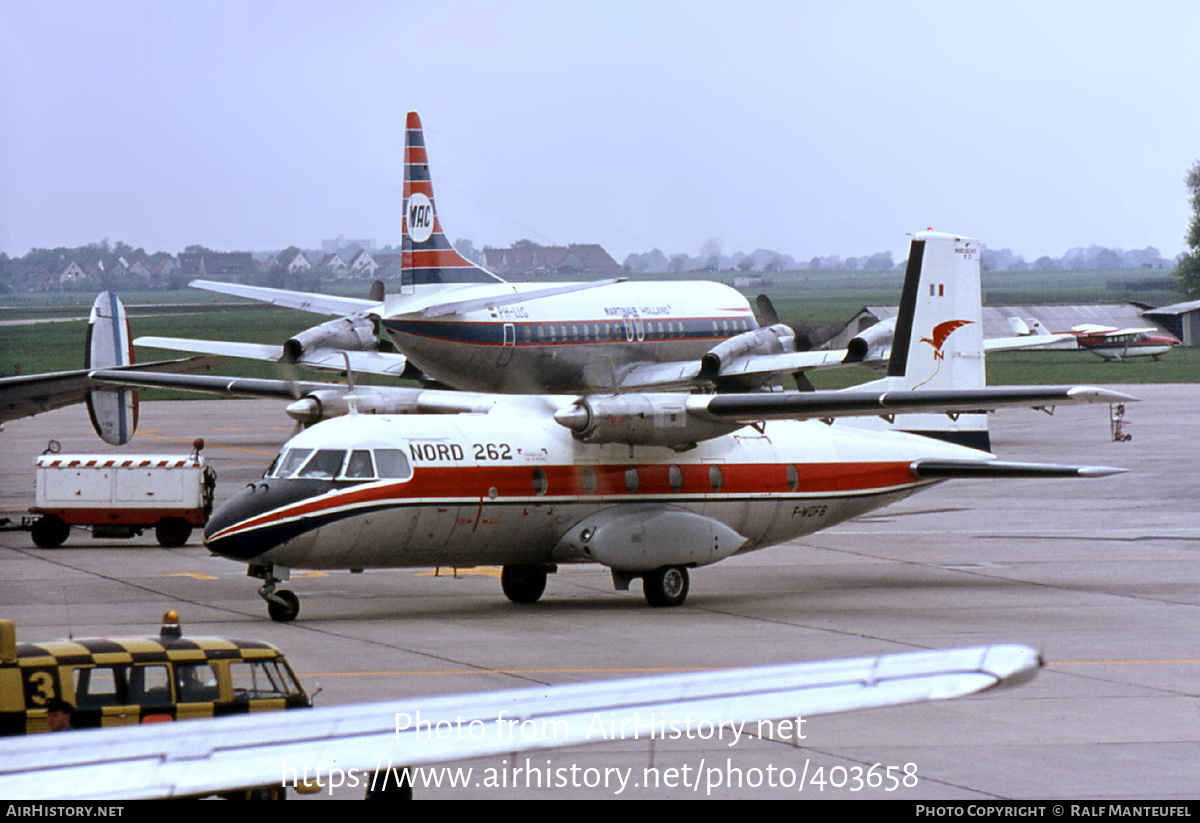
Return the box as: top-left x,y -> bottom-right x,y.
643,565 -> 689,607
501,565 -> 548,604
267,589 -> 300,622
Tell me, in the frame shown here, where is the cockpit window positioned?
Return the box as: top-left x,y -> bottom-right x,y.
273,448 -> 312,478
343,450 -> 375,479
374,449 -> 412,479
297,449 -> 347,479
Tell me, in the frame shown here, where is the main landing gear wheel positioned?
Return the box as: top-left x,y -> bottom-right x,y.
267,589 -> 300,622
31,516 -> 69,549
643,565 -> 689,607
155,517 -> 192,548
501,565 -> 548,604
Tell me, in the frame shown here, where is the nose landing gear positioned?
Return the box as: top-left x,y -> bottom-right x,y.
249,563 -> 300,622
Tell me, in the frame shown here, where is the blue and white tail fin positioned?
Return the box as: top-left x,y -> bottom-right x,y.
853,231 -> 990,451
398,111 -> 505,295
85,292 -> 138,445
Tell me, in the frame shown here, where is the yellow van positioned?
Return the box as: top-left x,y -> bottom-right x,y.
0,612 -> 310,736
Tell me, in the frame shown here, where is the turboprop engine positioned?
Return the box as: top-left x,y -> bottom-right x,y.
843,317 -> 896,364
699,323 -> 796,378
283,315 -> 378,363
552,394 -> 741,450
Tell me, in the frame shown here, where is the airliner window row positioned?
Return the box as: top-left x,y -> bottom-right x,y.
521,318 -> 754,344
530,464 -> 804,496
266,453 -> 809,494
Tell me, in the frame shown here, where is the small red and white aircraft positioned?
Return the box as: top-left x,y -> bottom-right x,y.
1006,317 -> 1179,362
180,231 -> 1130,622
1068,325 -> 1179,361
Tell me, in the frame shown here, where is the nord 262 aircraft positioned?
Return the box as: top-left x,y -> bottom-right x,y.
135,111 -> 1061,397
154,231 -> 1133,622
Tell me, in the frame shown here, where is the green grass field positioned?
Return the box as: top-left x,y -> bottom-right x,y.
1,269 -> 1192,392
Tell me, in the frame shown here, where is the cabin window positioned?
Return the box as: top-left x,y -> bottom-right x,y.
624,467 -> 640,493
537,325 -> 545,342
342,450 -> 375,480
582,467 -> 597,495
669,465 -> 685,492
274,448 -> 312,478
128,665 -> 171,707
709,465 -> 724,493
73,663 -> 188,709
175,663 -> 220,702
532,467 -> 548,496
375,449 -> 413,480
229,660 -> 302,701
73,667 -> 120,708
787,464 -> 800,492
297,449 -> 347,480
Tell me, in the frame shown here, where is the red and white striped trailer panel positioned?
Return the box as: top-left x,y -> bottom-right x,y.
29,453 -> 216,548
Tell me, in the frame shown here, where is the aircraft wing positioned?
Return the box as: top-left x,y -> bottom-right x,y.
0,357 -> 225,427
983,333 -> 1075,352
689,385 -> 1136,422
191,279 -> 381,316
0,644 -> 1038,800
135,336 -> 409,378
396,278 -> 627,319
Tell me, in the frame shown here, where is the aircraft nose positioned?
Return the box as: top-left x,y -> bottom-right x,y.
204,479 -> 331,560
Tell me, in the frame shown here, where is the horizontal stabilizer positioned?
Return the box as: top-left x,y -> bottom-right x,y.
911,459 -> 1127,479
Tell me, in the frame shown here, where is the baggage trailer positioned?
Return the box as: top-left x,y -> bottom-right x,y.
28,445 -> 216,548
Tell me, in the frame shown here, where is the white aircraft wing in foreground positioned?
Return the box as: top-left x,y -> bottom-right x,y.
0,644 -> 1038,800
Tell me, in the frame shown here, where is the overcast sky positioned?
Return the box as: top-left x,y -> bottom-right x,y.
3,1 -> 1198,264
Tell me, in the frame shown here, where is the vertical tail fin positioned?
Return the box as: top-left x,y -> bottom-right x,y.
401,111 -> 505,290
854,232 -> 989,450
886,232 -> 985,391
85,292 -> 138,445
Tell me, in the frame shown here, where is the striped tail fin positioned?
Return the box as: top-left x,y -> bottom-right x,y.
402,111 -> 505,288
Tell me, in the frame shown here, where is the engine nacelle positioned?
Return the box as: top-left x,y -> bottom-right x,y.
700,323 -> 795,377
553,395 -> 740,450
285,388 -> 419,424
552,505 -> 747,570
844,317 -> 896,363
283,315 -> 378,363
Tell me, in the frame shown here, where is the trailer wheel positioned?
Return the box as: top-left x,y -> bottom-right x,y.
31,516 -> 69,549
155,518 -> 192,548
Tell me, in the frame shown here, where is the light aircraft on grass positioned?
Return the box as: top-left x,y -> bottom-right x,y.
1005,317 -> 1179,362
0,643 -> 1038,799
136,111 -> 1063,396
1068,325 -> 1179,361
178,233 -> 1130,622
